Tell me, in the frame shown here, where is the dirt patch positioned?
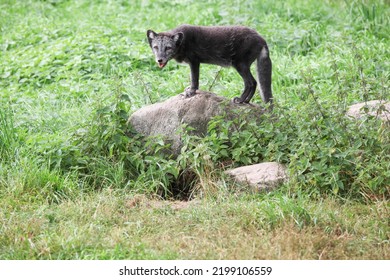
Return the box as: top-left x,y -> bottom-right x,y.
126,194 -> 200,210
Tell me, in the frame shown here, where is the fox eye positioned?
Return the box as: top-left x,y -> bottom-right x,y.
165,46 -> 172,51
153,46 -> 158,50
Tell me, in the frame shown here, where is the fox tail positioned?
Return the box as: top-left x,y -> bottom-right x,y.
256,45 -> 273,104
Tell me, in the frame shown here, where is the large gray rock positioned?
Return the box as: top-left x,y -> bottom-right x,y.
128,90 -> 265,155
346,100 -> 389,122
225,162 -> 288,192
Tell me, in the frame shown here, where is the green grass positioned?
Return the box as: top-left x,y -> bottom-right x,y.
0,0 -> 389,259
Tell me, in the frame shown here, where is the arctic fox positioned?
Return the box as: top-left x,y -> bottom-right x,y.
147,24 -> 272,104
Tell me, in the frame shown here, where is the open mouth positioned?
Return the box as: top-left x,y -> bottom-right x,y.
158,62 -> 167,68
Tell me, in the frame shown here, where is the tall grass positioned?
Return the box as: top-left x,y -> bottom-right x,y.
1,0 -> 387,199
0,106 -> 17,162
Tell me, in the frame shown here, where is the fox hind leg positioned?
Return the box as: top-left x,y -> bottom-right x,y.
233,63 -> 257,104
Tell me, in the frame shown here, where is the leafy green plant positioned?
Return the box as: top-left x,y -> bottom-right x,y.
203,96 -> 389,199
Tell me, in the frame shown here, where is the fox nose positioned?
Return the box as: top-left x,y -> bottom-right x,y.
157,59 -> 163,63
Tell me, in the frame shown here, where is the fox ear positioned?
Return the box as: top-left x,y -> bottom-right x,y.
147,30 -> 157,40
173,32 -> 184,46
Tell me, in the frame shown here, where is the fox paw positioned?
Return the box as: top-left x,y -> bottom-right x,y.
233,97 -> 251,104
233,97 -> 244,104
184,87 -> 197,98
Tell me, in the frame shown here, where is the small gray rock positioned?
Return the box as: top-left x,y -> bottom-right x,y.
346,100 -> 389,122
225,162 -> 288,192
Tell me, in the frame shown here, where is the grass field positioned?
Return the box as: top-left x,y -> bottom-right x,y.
0,0 -> 389,259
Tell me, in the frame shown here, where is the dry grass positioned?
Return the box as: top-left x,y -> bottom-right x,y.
1,190 -> 388,259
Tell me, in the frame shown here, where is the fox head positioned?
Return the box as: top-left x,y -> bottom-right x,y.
147,30 -> 183,68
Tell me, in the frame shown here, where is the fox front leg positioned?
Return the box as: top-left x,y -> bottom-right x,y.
184,60 -> 200,97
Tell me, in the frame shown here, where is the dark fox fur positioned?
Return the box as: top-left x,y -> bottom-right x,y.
147,24 -> 272,104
